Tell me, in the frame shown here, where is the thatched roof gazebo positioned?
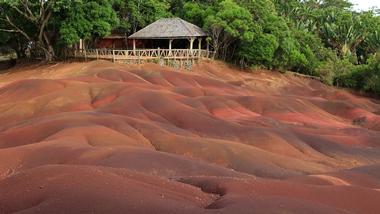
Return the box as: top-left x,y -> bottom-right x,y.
70,17 -> 214,69
128,18 -> 208,53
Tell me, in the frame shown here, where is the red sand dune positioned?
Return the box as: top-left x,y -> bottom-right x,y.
0,60 -> 380,213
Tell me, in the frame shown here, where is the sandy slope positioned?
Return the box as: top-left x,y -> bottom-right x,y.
0,60 -> 379,214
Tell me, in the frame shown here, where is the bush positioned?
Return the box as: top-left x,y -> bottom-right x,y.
316,58 -> 355,85
238,33 -> 279,68
328,54 -> 380,95
362,54 -> 380,94
316,61 -> 335,85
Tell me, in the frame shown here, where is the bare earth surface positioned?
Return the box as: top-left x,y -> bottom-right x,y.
0,60 -> 379,214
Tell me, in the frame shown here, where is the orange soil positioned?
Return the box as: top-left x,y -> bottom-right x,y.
0,60 -> 379,213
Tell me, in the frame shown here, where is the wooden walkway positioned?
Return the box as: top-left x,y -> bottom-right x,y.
71,49 -> 215,69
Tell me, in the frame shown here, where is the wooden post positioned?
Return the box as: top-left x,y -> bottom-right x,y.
79,39 -> 83,51
169,39 -> 173,56
189,37 -> 195,56
112,49 -> 115,62
138,50 -> 141,64
133,39 -> 136,55
83,39 -> 87,61
96,49 -> 99,60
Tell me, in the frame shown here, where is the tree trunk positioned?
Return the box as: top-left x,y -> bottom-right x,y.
213,42 -> 219,59
1,1 -> 55,62
43,46 -> 54,62
36,41 -> 54,62
40,31 -> 55,62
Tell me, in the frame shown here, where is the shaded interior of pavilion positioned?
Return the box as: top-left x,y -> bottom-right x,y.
129,37 -> 209,52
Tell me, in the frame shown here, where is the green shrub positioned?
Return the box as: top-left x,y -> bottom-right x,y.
316,58 -> 355,86
329,54 -> 380,95
362,54 -> 380,94
238,33 -> 279,68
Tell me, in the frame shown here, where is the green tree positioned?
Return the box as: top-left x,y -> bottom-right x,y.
184,0 -> 255,60
0,0 -> 118,61
239,33 -> 279,68
320,9 -> 364,59
114,0 -> 170,33
356,12 -> 380,62
59,0 -> 119,46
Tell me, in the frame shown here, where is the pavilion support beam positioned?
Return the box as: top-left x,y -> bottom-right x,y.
133,39 -> 136,55
169,39 -> 173,56
189,37 -> 195,56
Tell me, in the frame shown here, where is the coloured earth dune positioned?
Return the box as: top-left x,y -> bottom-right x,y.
0,60 -> 379,213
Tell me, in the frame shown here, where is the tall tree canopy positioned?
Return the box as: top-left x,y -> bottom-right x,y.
0,0 -> 118,61
114,0 -> 170,33
183,0 -> 255,59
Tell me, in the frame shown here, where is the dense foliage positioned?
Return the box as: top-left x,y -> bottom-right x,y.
0,0 -> 118,61
0,0 -> 379,95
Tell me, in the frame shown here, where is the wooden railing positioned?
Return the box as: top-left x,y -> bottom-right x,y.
71,49 -> 215,61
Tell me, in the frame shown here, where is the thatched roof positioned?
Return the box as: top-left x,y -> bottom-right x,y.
128,18 -> 207,39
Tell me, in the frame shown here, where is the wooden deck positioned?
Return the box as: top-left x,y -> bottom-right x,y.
71,49 -> 215,69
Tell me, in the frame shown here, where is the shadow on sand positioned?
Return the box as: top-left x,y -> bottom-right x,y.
0,59 -> 16,73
